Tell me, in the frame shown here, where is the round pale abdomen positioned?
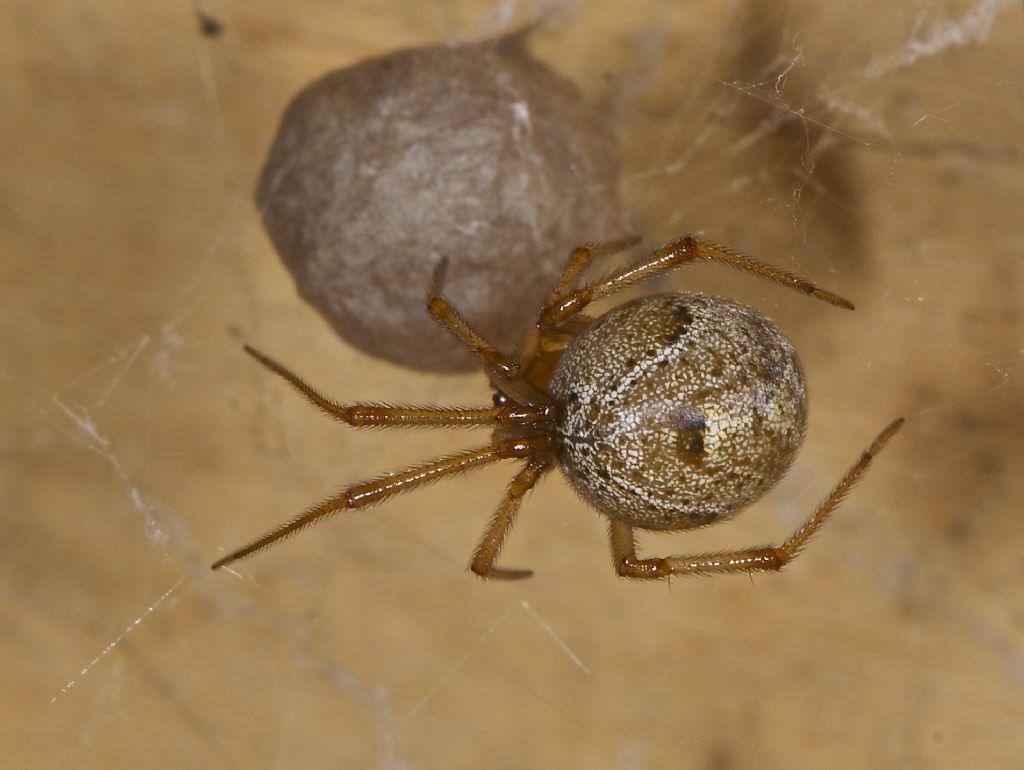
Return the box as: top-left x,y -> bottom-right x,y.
548,293 -> 807,531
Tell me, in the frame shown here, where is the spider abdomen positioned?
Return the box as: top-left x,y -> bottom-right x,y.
549,293 -> 807,531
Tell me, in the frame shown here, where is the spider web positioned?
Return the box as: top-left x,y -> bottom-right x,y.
5,1 -> 1024,768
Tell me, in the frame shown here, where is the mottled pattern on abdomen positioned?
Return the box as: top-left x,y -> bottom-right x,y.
549,293 -> 807,531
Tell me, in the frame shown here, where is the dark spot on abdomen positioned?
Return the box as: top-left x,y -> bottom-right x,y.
674,304 -> 695,327
672,409 -> 707,466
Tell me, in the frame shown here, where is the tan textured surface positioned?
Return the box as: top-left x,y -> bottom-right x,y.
4,2 -> 1023,769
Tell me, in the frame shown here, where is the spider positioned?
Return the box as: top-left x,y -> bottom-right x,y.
212,235 -> 903,580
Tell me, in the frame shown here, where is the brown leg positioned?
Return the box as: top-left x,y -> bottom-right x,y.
212,435 -> 552,571
427,260 -> 520,380
609,418 -> 904,579
541,235 -> 854,328
470,456 -> 551,580
244,345 -> 551,428
541,236 -> 643,310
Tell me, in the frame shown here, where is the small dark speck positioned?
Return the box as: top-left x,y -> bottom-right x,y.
945,515 -> 973,543
973,448 -> 1000,475
625,357 -> 637,368
198,11 -> 224,38
705,743 -> 734,770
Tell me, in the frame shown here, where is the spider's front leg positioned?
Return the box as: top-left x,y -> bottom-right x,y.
534,236 -> 642,331
541,235 -> 854,330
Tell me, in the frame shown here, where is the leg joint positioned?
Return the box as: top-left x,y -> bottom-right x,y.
616,557 -> 672,579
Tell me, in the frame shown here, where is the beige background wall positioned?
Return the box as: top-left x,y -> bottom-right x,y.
4,1 -> 1023,768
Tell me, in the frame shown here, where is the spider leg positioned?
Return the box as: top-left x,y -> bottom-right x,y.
244,345 -> 551,428
427,259 -> 520,380
211,435 -> 551,571
608,418 -> 904,579
541,235 -> 854,329
542,235 -> 643,310
470,456 -> 552,580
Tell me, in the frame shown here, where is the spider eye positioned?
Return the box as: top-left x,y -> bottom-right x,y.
492,391 -> 509,408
